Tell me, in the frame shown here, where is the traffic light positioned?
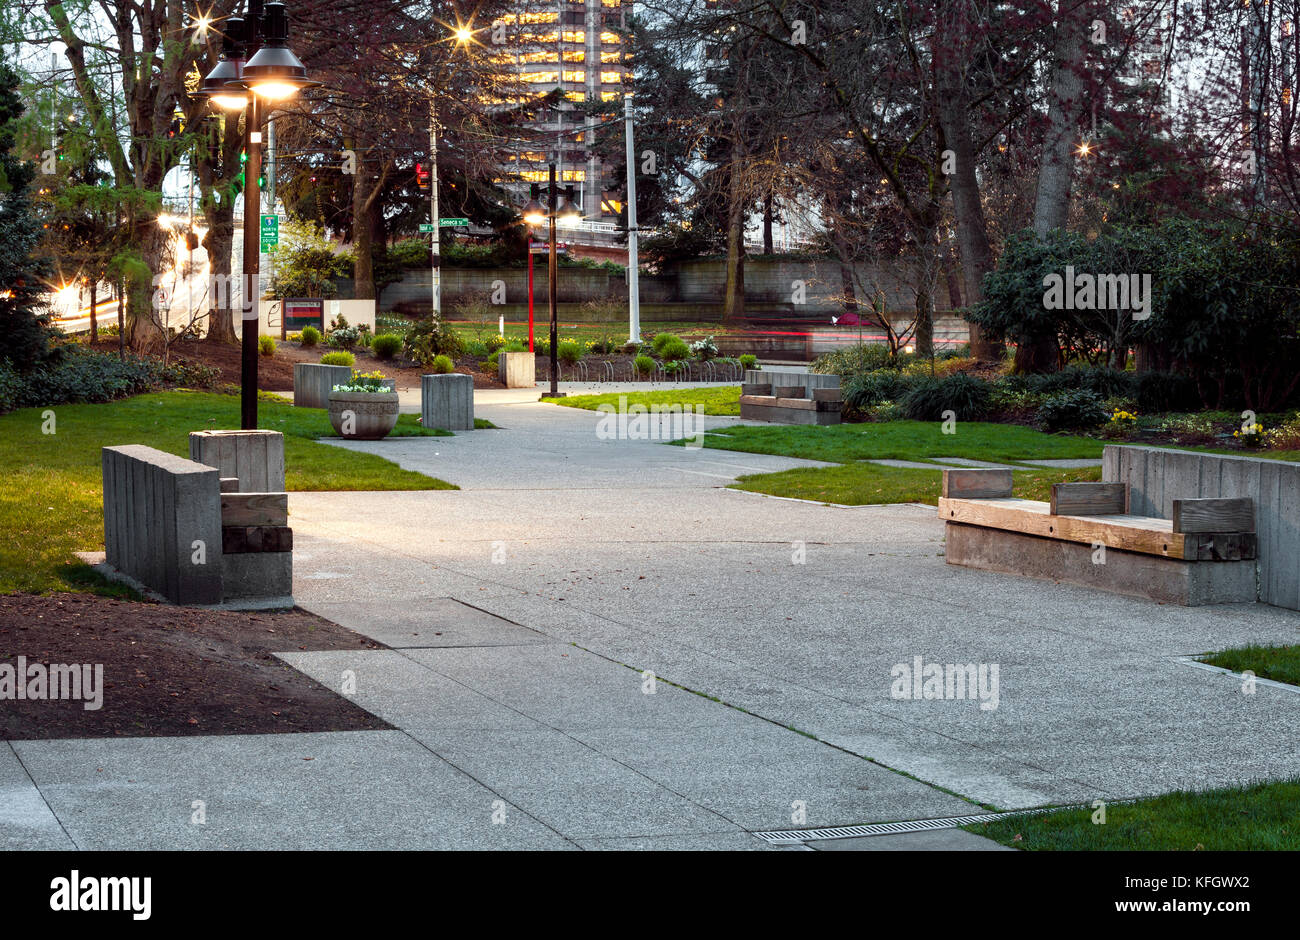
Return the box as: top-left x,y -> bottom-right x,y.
415,162 -> 430,192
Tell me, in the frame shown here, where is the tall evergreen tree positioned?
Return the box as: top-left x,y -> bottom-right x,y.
0,61 -> 50,369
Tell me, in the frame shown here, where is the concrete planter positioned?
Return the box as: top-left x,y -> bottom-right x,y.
294,363 -> 353,409
498,351 -> 536,388
327,391 -> 400,440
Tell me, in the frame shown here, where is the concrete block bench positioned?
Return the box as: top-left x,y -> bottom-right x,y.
102,435 -> 293,606
939,469 -> 1257,606
1105,445 -> 1300,610
294,362 -> 352,409
421,372 -> 474,430
739,369 -> 841,425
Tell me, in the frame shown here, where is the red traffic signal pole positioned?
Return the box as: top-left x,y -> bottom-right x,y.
527,249 -> 535,352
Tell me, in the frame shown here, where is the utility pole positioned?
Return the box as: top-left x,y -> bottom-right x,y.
548,163 -> 560,397
623,92 -> 641,345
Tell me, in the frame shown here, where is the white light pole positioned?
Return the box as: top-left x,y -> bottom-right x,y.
623,92 -> 641,344
429,100 -> 441,322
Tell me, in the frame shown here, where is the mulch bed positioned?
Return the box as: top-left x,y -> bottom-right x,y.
0,593 -> 391,740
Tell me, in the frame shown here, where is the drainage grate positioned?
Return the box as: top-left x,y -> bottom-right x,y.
753,804 -> 1087,845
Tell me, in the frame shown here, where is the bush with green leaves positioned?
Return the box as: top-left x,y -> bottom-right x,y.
534,337 -> 551,356
842,369 -> 915,410
662,359 -> 686,374
689,335 -> 719,360
371,333 -> 403,361
652,334 -> 689,360
1136,371 -> 1200,413
0,345 -> 164,413
809,343 -> 893,378
300,325 -> 321,347
404,319 -> 464,367
1036,389 -> 1110,431
739,354 -> 757,370
1027,365 -> 1136,399
634,355 -> 654,377
430,354 -> 455,374
258,335 -> 276,357
557,340 -> 584,364
328,325 -> 360,350
465,339 -> 489,358
900,372 -> 992,421
483,333 -> 507,354
589,333 -> 620,354
320,351 -> 355,367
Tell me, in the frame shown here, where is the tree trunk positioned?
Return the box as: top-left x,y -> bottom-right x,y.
203,198 -> 238,344
914,229 -> 939,359
128,219 -> 169,356
352,157 -> 376,301
1014,335 -> 1060,373
1032,2 -> 1090,238
762,191 -> 773,255
936,84 -> 1002,361
88,279 -> 97,343
722,166 -> 746,324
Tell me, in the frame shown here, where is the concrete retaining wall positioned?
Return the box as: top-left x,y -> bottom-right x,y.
1103,444 -> 1300,609
293,363 -> 353,410
421,373 -> 474,430
189,430 -> 286,493
102,445 -> 223,605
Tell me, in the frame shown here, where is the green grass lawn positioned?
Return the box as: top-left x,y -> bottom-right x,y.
1199,645 -> 1300,686
732,463 -> 1100,506
966,778 -> 1300,850
0,391 -> 455,594
544,386 -> 742,415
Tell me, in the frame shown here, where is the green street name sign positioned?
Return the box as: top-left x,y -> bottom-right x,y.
439,217 -> 468,227
418,223 -> 435,233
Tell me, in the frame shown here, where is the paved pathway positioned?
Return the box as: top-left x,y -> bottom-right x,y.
7,390 -> 1298,850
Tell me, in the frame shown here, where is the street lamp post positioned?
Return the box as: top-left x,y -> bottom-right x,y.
522,165 -> 580,397
623,92 -> 641,345
194,0 -> 317,430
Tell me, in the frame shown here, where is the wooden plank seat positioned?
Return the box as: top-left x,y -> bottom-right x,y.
938,469 -> 1257,606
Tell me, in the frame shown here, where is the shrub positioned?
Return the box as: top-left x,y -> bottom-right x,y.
739,354 -> 757,370
988,383 -> 1048,420
404,319 -> 464,366
320,351 -> 355,367
651,333 -> 688,358
1136,371 -> 1200,413
634,355 -> 655,377
689,335 -> 719,360
328,325 -> 360,350
300,325 -> 321,347
590,333 -> 620,354
483,334 -> 507,354
0,345 -> 165,413
371,333 -> 403,361
258,335 -> 276,357
810,343 -> 892,378
504,339 -> 526,353
161,358 -> 221,389
430,354 -> 455,374
1028,366 -> 1136,399
465,339 -> 489,358
843,369 -> 914,410
557,340 -> 584,364
1036,389 -> 1109,431
534,337 -> 551,356
662,359 -> 685,374
901,373 -> 991,421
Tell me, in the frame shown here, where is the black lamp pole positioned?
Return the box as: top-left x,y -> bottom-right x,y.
239,2 -> 265,430
548,163 -> 560,398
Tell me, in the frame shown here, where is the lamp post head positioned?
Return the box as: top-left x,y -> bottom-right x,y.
241,2 -> 320,100
195,19 -> 248,111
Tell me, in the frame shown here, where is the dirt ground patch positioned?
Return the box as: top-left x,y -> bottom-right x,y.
0,593 -> 390,740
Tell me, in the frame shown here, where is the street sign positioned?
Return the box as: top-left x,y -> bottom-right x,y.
439,217 -> 469,227
418,223 -> 435,233
260,214 -> 278,251
529,242 -> 568,255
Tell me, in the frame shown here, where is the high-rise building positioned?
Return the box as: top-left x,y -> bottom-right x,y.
495,0 -> 631,220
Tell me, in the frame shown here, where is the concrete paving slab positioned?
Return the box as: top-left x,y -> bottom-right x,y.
806,829 -> 1015,851
300,596 -> 554,648
1018,459 -> 1103,468
865,459 -> 946,470
405,728 -> 738,838
0,743 -> 75,850
576,831 -> 780,851
13,731 -> 575,850
930,458 -> 1021,469
275,650 -> 540,731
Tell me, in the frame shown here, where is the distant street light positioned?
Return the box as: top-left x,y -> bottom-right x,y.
193,1 -> 318,430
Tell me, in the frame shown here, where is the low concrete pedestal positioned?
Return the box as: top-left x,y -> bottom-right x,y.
189,429 -> 286,493
498,351 -> 536,388
294,363 -> 352,409
421,373 -> 474,430
944,522 -> 1257,606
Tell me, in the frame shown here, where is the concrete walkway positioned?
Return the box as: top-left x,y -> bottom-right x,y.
8,390 -> 1299,850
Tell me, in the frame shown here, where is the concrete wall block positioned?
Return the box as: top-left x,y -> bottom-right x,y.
498,351 -> 536,389
421,373 -> 474,431
189,430 -> 286,493
293,363 -> 353,409
221,552 -> 292,600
